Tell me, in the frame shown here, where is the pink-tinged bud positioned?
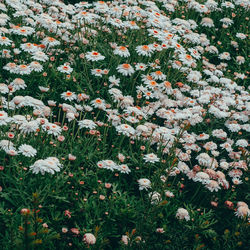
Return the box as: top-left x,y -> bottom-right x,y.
82,38 -> 89,45
20,208 -> 30,215
68,154 -> 76,161
7,132 -> 15,139
211,201 -> 218,207
57,135 -> 65,142
62,227 -> 68,233
105,183 -> 112,189
99,195 -> 105,200
156,228 -> 165,233
64,210 -> 72,218
225,201 -> 234,209
71,228 -> 80,235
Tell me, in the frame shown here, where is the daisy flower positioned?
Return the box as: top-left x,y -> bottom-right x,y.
138,178 -> 151,190
196,133 -> 209,140
19,121 -> 39,134
119,164 -> 131,174
149,192 -> 161,205
61,91 -> 77,101
150,71 -> 166,81
0,140 -> 15,151
18,144 -> 37,157
99,160 -> 118,171
3,62 -> 17,73
0,84 -> 9,94
42,36 -> 60,46
143,153 -> 160,163
206,180 -> 221,192
176,208 -> 190,221
6,149 -> 18,156
135,63 -> 147,71
135,45 -> 154,56
78,119 -> 97,129
124,116 -> 139,124
188,49 -> 201,59
83,233 -> 96,245
165,190 -> 174,198
236,33 -> 246,40
20,43 -> 38,53
113,46 -> 130,57
12,26 -> 35,36
91,98 -> 106,110
116,124 -> 135,136
42,123 -> 62,136
32,51 -> 49,62
232,178 -> 243,185
193,172 -> 210,184
91,68 -> 103,77
116,63 -> 135,76
10,78 -> 27,91
236,56 -> 245,65
0,36 -> 12,46
219,52 -> 231,60
220,18 -> 233,26
235,205 -> 250,218
124,20 -> 140,30
18,64 -> 32,75
179,53 -> 195,67
1,49 -> 11,58
201,17 -> 214,27
29,157 -> 62,175
235,139 -> 248,147
108,75 -> 120,87
143,90 -> 156,99
57,64 -> 73,74
29,61 -> 43,72
85,51 -> 105,61
226,123 -> 241,132
145,80 -> 158,89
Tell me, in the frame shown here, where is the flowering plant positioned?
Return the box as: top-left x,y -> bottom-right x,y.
0,0 -> 249,249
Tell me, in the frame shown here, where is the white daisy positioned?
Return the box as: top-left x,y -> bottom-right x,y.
18,144 -> 37,157
29,157 -> 62,175
113,46 -> 130,57
116,63 -> 135,76
85,51 -> 105,61
61,91 -> 77,101
78,119 -> 96,129
57,64 -> 73,74
135,45 -> 154,56
138,178 -> 151,190
143,153 -> 160,163
119,164 -> 131,174
176,208 -> 190,221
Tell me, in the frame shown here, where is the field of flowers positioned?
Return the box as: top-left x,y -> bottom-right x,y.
0,0 -> 249,249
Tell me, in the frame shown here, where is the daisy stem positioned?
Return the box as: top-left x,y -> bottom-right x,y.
190,184 -> 202,203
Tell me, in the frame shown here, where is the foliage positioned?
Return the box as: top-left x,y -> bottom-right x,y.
0,0 -> 249,249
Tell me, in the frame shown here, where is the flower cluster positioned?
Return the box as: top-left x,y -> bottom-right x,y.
0,0 -> 249,248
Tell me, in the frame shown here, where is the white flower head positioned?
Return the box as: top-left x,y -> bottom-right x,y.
18,144 -> 37,157
29,157 -> 62,175
138,178 -> 151,191
176,208 -> 190,221
143,153 -> 160,163
85,51 -> 105,61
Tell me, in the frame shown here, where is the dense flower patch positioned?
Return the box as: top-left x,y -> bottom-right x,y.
0,0 -> 249,249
